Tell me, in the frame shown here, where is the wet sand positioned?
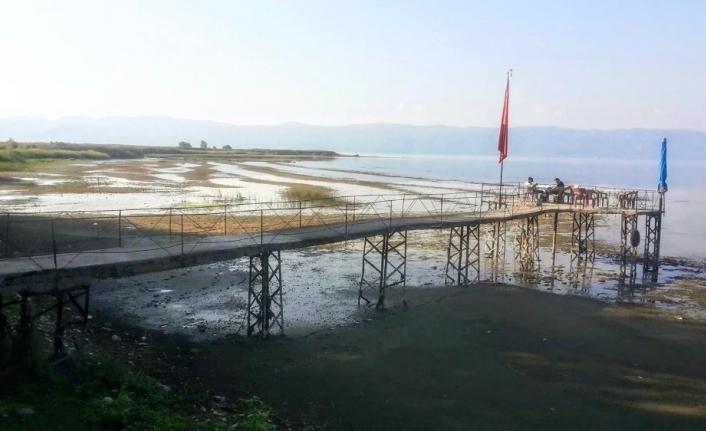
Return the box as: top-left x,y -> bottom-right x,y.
188,285 -> 706,431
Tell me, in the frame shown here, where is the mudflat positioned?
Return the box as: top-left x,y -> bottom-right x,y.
191,285 -> 706,431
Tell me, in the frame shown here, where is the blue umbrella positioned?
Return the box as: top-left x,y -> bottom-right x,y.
658,138 -> 668,193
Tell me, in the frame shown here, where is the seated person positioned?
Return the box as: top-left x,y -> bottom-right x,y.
543,178 -> 565,202
524,176 -> 538,198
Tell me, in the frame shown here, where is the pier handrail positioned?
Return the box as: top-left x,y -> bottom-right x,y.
0,185 -> 661,265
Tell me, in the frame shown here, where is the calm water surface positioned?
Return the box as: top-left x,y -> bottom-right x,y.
293,154 -> 706,261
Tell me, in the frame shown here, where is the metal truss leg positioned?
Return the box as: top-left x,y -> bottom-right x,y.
483,224 -> 496,258
445,225 -> 480,285
551,212 -> 559,267
619,213 -> 638,285
359,231 -> 407,309
483,222 -> 507,261
568,248 -> 596,290
12,292 -> 33,374
569,255 -> 595,290
483,222 -> 507,282
53,289 -> 65,357
359,236 -> 385,307
0,283 -> 92,366
515,216 -> 540,272
643,213 -> 662,282
0,294 -> 6,361
571,213 -> 595,264
0,293 -> 12,367
247,251 -> 283,337
14,282 -> 92,359
50,284 -> 91,358
568,213 -> 595,290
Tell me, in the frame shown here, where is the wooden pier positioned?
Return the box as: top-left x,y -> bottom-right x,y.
0,185 -> 665,356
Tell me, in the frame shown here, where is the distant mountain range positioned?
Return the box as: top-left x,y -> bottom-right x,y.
1,116 -> 704,160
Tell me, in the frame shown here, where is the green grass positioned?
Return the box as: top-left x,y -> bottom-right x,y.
0,356 -> 276,431
0,161 -> 34,172
0,144 -> 111,172
0,141 -> 344,172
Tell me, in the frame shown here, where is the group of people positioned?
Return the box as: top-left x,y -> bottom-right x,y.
524,177 -> 566,203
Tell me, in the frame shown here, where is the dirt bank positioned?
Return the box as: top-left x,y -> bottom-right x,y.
183,285 -> 706,431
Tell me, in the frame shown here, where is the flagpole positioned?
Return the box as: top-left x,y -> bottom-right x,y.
499,160 -> 504,207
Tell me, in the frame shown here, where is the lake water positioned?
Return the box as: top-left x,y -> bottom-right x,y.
290,154 -> 706,261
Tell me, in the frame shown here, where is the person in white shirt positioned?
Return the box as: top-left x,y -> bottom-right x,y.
524,176 -> 537,199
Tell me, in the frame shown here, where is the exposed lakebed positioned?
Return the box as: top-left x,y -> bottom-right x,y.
3,156 -> 705,338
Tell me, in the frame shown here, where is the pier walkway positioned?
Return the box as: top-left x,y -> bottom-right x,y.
0,185 -> 665,347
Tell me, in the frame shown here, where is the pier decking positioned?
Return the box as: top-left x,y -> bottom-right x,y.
0,204 -> 658,292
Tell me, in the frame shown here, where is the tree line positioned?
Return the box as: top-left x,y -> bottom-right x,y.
177,140 -> 231,150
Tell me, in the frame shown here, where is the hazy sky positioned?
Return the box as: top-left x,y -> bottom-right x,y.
1,1 -> 704,130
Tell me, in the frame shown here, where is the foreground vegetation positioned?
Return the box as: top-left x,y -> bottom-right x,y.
0,142 -> 109,171
0,297 -> 277,431
0,357 -> 276,431
0,140 -> 341,172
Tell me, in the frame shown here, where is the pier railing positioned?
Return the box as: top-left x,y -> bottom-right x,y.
0,185 -> 661,261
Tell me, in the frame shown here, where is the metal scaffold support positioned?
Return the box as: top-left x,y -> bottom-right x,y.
515,216 -> 540,272
643,213 -> 662,282
483,222 -> 507,262
247,251 -> 283,337
569,250 -> 595,291
16,292 -> 32,372
619,213 -> 639,285
569,212 -> 596,291
0,282 -> 91,371
571,212 -> 595,264
483,222 -> 507,281
445,225 -> 480,285
359,230 -> 407,309
44,283 -> 91,358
